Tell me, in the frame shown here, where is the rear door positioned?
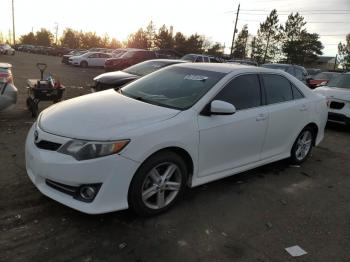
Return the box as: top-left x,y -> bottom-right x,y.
260,73 -> 308,160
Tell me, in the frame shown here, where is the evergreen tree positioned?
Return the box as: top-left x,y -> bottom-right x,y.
154,25 -> 174,49
232,25 -> 249,59
338,34 -> 350,69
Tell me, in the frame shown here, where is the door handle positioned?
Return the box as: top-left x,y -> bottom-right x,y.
256,114 -> 267,121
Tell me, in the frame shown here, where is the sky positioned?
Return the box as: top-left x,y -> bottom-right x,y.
1,0 -> 349,56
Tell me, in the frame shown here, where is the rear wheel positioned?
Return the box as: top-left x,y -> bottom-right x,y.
290,127 -> 314,164
80,61 -> 88,68
128,151 -> 187,216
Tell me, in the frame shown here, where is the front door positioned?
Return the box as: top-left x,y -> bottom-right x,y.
197,74 -> 268,177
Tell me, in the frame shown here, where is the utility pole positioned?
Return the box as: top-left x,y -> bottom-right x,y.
12,0 -> 16,45
333,54 -> 338,70
230,3 -> 240,58
54,23 -> 59,46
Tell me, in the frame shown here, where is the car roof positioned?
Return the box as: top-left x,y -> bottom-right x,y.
173,62 -> 278,73
0,63 -> 12,69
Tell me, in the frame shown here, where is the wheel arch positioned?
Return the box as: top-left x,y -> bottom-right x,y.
304,122 -> 319,146
130,146 -> 194,189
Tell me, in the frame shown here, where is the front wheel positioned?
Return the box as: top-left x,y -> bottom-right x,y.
290,127 -> 314,164
128,151 -> 187,216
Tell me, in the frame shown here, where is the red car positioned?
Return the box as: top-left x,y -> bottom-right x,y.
308,72 -> 340,89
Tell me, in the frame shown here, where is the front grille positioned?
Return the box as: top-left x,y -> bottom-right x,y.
46,179 -> 78,197
330,101 -> 345,110
35,140 -> 62,151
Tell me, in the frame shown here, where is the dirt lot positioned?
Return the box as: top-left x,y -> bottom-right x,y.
1,52 -> 350,262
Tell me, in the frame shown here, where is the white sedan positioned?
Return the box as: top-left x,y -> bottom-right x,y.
25,64 -> 327,216
314,72 -> 350,127
69,52 -> 111,67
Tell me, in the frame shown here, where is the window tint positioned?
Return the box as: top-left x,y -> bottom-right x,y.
214,74 -> 261,110
203,56 -> 209,62
88,53 -> 98,58
195,56 -> 203,62
263,74 -> 293,104
292,84 -> 304,99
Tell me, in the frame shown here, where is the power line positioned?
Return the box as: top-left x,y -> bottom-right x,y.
238,19 -> 350,24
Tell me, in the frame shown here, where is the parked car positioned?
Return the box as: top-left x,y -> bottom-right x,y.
154,49 -> 183,59
0,44 -> 15,55
313,72 -> 350,127
227,59 -> 258,66
104,50 -> 156,71
48,47 -> 71,56
261,64 -> 309,84
62,50 -> 88,64
25,63 -> 327,216
69,52 -> 112,67
181,54 -> 222,63
0,63 -> 17,110
19,44 -> 35,53
308,72 -> 340,89
92,59 -> 187,92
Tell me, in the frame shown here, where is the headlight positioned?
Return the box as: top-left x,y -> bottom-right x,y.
58,139 -> 130,160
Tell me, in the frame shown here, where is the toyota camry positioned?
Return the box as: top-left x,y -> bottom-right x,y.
25,63 -> 328,216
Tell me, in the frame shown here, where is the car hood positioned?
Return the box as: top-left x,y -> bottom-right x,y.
314,86 -> 350,102
39,90 -> 180,140
94,71 -> 138,85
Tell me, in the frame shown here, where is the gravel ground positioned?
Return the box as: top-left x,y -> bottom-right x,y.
1,52 -> 350,262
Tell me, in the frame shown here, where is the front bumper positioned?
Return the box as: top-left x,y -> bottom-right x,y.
25,124 -> 140,214
328,112 -> 350,125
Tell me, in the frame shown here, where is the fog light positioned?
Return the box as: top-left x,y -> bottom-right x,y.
79,186 -> 97,201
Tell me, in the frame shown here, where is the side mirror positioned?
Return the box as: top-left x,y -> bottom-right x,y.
210,100 -> 236,115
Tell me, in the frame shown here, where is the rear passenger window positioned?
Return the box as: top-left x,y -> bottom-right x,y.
203,56 -> 209,62
263,74 -> 293,104
292,84 -> 304,99
195,56 -> 203,62
214,74 -> 261,110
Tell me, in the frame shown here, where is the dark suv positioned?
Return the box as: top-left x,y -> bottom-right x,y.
261,64 -> 309,84
104,50 -> 157,72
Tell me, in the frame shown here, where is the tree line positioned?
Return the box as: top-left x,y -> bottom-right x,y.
19,21 -> 224,57
17,13 -> 350,67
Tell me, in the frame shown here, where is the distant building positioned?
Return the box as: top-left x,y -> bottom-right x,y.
309,56 -> 337,70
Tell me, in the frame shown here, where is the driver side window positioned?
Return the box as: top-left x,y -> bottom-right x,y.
214,74 -> 262,110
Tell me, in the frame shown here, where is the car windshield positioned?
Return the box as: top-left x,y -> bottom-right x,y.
314,72 -> 338,80
327,74 -> 350,89
120,51 -> 138,59
123,61 -> 177,76
181,54 -> 196,62
112,50 -> 127,58
120,66 -> 226,110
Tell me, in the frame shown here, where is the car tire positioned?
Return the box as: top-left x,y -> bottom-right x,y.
290,127 -> 315,165
128,151 -> 188,216
80,61 -> 88,68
